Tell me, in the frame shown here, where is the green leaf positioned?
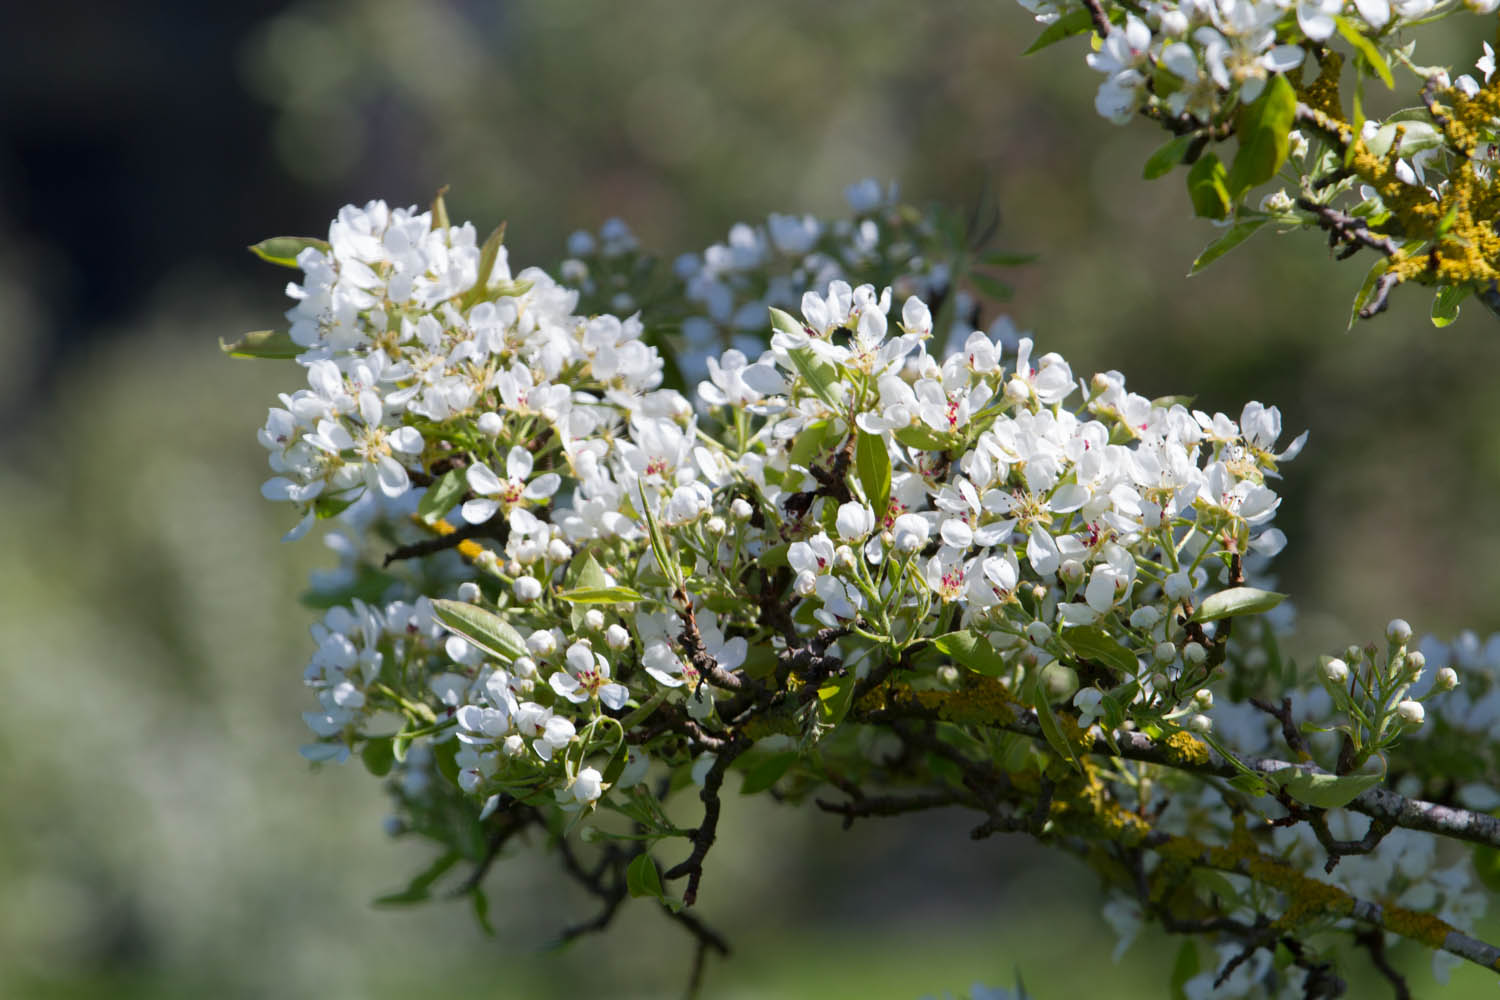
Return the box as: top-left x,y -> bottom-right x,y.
768,305 -> 804,337
1278,768 -> 1383,809
1169,940 -> 1201,1000
855,429 -> 892,519
626,852 -> 665,899
248,236 -> 330,268
1190,218 -> 1269,274
816,672 -> 857,728
417,468 -> 468,525
932,630 -> 1008,676
1432,285 -> 1468,328
1349,255 -> 1388,329
786,420 -> 835,483
1027,674 -> 1082,773
459,221 -> 508,309
1023,7 -> 1094,54
1228,773 -> 1271,798
1144,135 -> 1195,180
1336,16 -> 1393,89
968,271 -> 1014,301
373,850 -> 460,905
219,329 -> 300,360
555,585 -> 645,604
1186,152 -> 1230,220
1190,586 -> 1287,622
471,886 -> 495,935
1228,74 -> 1296,198
431,598 -> 527,663
1062,626 -> 1138,675
739,752 -> 797,795
361,737 -> 395,777
787,347 -> 844,411
894,423 -> 951,452
978,250 -> 1038,268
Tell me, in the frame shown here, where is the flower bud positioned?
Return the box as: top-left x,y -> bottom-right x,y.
1004,378 -> 1030,404
457,581 -> 481,603
605,624 -> 631,651
730,498 -> 753,521
1154,641 -> 1177,663
1404,650 -> 1426,676
835,545 -> 857,571
1129,606 -> 1161,630
794,569 -> 818,597
1164,572 -> 1191,601
1060,559 -> 1084,585
1396,699 -> 1426,726
514,576 -> 543,602
937,665 -> 960,686
705,516 -> 727,536
1322,657 -> 1349,684
891,513 -> 930,553
526,629 -> 557,657
476,411 -> 503,437
1026,621 -> 1051,647
1387,618 -> 1412,644
1193,688 -> 1213,709
1183,642 -> 1206,666
584,609 -> 605,631
1188,713 -> 1213,734
1436,666 -> 1459,692
512,656 -> 538,679
548,538 -> 573,563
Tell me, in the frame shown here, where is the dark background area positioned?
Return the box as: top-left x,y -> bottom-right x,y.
2,3 -> 1499,996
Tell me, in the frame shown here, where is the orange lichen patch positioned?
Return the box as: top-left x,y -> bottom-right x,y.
421,515 -> 486,561
1297,49 -> 1344,119
879,676 -> 1021,726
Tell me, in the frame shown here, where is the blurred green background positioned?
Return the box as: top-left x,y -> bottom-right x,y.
4,2 -> 1500,996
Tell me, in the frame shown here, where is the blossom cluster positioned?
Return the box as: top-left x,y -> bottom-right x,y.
241,195 -> 1488,995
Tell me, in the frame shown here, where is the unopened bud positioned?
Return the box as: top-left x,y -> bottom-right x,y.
1322,657 -> 1349,684
1183,642 -> 1206,666
457,581 -> 481,603
1188,713 -> 1213,734
584,609 -> 605,631
1026,621 -> 1051,647
605,624 -> 631,651
937,665 -> 960,686
706,516 -> 727,536
1436,666 -> 1459,692
1154,641 -> 1177,663
1396,699 -> 1425,726
1387,618 -> 1412,644
730,498 -> 753,521
1060,559 -> 1084,585
514,576 -> 543,602
1164,572 -> 1191,601
1193,688 -> 1213,709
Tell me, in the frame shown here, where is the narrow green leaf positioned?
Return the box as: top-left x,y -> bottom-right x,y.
786,420 -> 834,482
894,423 -> 951,452
1190,219 -> 1269,274
1432,285 -> 1467,328
1190,586 -> 1287,622
1169,940 -> 1201,1000
1023,7 -> 1094,54
855,429 -> 892,520
417,468 -> 467,525
248,236 -> 330,268
555,586 -> 645,604
1027,674 -> 1082,773
1144,135 -> 1194,180
1348,255 -> 1387,329
933,630 -> 1007,676
471,886 -> 495,935
1062,626 -> 1138,675
816,672 -> 857,728
627,853 -> 665,899
787,347 -> 844,411
220,329 -> 300,360
978,250 -> 1038,268
1336,16 -> 1393,89
739,752 -> 798,795
968,271 -> 1014,301
373,850 -> 461,905
768,306 -> 804,336
1186,152 -> 1230,220
459,221 -> 508,310
1228,74 -> 1296,198
1279,768 -> 1383,809
432,598 -> 527,663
